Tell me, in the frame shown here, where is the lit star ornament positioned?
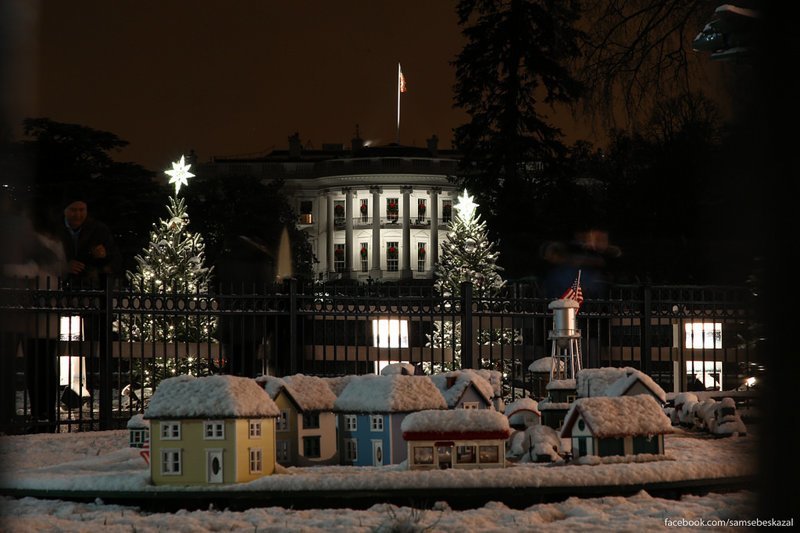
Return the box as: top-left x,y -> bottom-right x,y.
455,189 -> 478,222
165,155 -> 195,195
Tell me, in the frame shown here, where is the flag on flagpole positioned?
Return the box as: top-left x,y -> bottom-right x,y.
561,270 -> 584,310
399,67 -> 407,93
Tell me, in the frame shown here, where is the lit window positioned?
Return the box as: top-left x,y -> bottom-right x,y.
456,445 -> 476,464
370,415 -> 384,432
249,421 -> 262,438
684,322 -> 722,349
161,449 -> 182,475
386,242 -> 399,271
479,445 -> 499,463
360,242 -> 369,272
413,446 -> 434,465
417,242 -> 426,272
371,319 -> 409,348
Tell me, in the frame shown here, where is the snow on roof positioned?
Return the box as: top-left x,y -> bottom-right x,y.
380,363 -> 417,376
267,374 -> 338,412
720,397 -> 736,409
504,397 -> 540,417
471,369 -> 503,397
126,414 -> 148,429
561,395 -> 673,439
604,370 -> 667,403
322,375 -> 355,397
576,367 -> 633,397
528,357 -> 564,373
430,370 -> 494,407
401,409 -> 510,435
334,374 -> 447,413
674,392 -> 699,406
256,375 -> 286,399
546,379 -> 576,390
144,375 -> 279,419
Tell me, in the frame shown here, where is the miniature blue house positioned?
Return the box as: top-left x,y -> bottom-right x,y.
334,374 -> 447,466
127,413 -> 149,448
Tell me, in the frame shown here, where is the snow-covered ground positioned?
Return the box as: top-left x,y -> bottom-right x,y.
0,429 -> 759,531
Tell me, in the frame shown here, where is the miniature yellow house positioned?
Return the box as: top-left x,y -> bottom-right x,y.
143,374 -> 279,485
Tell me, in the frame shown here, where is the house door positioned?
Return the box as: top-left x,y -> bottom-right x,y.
207,449 -> 224,483
372,440 -> 384,466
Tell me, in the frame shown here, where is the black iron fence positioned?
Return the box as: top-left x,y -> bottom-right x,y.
0,278 -> 761,434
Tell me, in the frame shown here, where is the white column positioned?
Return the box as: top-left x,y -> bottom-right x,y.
430,188 -> 440,268
326,191 -> 334,275
370,186 -> 382,278
401,186 -> 412,279
344,187 -> 353,279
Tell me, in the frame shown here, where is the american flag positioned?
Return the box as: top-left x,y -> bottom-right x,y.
140,437 -> 150,466
561,271 -> 584,309
399,68 -> 407,93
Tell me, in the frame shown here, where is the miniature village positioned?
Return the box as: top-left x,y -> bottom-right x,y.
126,298 -> 748,487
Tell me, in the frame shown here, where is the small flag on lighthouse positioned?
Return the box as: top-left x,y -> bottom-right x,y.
399,67 -> 407,93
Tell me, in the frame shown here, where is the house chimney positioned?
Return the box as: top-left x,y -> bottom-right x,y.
426,134 -> 439,156
351,124 -> 364,153
288,132 -> 302,159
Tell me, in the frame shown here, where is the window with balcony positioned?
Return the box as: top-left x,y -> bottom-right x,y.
386,198 -> 399,222
386,242 -> 398,272
417,242 -> 426,272
360,242 -> 369,272
334,244 -> 346,273
299,200 -> 313,224
334,200 -> 345,226
442,200 -> 452,223
417,199 -> 427,223
359,199 -> 369,223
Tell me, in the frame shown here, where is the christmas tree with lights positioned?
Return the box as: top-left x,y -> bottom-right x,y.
119,156 -> 216,396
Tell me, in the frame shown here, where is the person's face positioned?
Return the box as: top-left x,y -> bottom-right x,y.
64,201 -> 88,229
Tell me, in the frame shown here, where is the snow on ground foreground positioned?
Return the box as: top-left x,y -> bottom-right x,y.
0,490 -> 756,532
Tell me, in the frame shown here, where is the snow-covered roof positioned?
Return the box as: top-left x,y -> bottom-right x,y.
576,367 -> 633,398
401,409 -> 510,436
260,374 -> 337,412
321,375 -> 355,397
561,395 -> 673,439
604,370 -> 667,404
673,392 -> 699,406
471,369 -> 503,397
380,363 -> 417,376
504,397 -> 540,417
144,375 -> 279,419
126,414 -> 148,429
546,379 -> 576,391
334,374 -> 447,413
430,370 -> 494,407
528,357 -> 564,373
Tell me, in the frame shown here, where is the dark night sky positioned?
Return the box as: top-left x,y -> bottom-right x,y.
2,0 -> 730,172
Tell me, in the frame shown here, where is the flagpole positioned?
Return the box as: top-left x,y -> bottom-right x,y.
396,62 -> 401,144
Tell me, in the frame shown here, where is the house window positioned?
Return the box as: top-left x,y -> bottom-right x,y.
479,445 -> 500,463
276,440 -> 290,462
303,436 -> 321,458
334,243 -> 346,273
344,415 -> 357,432
277,411 -> 289,432
302,413 -> 320,429
442,200 -> 452,223
203,420 -> 224,440
160,421 -> 181,440
370,415 -> 384,432
386,198 -> 399,222
417,242 -> 426,272
461,402 -> 479,410
359,199 -> 369,222
371,319 -> 409,348
684,322 -> 722,349
161,449 -> 182,475
249,448 -> 263,473
130,430 -> 143,446
249,420 -> 262,438
344,438 -> 358,462
299,200 -> 313,224
413,446 -> 434,465
456,445 -> 476,464
333,200 -> 345,225
360,242 -> 369,272
577,419 -> 586,432
417,198 -> 427,221
386,242 -> 398,272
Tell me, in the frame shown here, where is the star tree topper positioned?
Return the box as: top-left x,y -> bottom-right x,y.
165,155 -> 195,195
455,189 -> 478,223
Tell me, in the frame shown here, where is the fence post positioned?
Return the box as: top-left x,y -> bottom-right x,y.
460,281 -> 474,369
640,282 -> 652,375
289,278 -> 298,375
99,276 -> 113,430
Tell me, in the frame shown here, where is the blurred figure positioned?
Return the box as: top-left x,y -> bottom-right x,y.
216,236 -> 275,377
541,228 -> 621,299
